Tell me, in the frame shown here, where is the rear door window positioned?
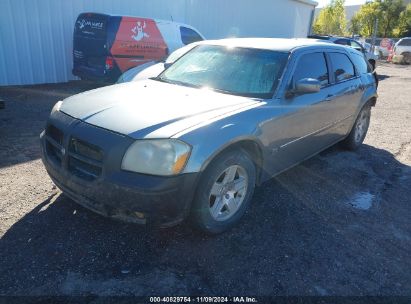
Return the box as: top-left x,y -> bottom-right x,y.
180,27 -> 203,45
293,52 -> 329,87
329,53 -> 355,82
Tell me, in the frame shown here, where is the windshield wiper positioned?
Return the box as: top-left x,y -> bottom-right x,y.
210,88 -> 269,99
152,77 -> 200,89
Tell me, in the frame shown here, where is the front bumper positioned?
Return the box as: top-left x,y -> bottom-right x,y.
40,112 -> 199,227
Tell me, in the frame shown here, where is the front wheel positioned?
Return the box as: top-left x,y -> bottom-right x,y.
190,149 -> 256,234
341,104 -> 371,150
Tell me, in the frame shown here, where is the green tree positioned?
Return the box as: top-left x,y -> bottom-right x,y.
350,2 -> 381,37
377,0 -> 405,37
394,3 -> 411,36
312,0 -> 348,35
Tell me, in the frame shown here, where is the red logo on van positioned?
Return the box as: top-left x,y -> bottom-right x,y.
110,17 -> 167,72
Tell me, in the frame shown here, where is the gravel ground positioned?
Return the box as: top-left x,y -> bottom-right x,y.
0,63 -> 410,297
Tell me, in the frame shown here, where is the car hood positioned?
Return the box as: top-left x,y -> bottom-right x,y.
60,80 -> 260,139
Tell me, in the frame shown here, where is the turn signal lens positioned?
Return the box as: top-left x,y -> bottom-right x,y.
172,151 -> 190,174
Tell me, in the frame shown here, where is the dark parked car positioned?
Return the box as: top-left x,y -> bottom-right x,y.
41,38 -> 378,234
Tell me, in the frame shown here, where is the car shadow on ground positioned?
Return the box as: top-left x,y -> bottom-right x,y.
377,74 -> 391,81
1,144 -> 410,296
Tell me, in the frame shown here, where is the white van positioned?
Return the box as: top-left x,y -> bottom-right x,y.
72,13 -> 205,81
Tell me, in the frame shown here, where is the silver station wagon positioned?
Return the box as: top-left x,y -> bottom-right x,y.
40,38 -> 378,234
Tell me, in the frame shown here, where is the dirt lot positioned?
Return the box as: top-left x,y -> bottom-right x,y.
0,63 -> 410,297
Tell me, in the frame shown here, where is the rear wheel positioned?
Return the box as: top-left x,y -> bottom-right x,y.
190,149 -> 256,234
341,104 -> 371,150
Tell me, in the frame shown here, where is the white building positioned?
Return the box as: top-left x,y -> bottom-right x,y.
0,0 -> 317,86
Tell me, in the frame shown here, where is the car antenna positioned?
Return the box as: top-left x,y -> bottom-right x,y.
170,15 -> 173,22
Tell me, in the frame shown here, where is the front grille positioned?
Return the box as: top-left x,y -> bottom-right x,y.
44,124 -> 105,181
45,125 -> 64,166
68,137 -> 103,181
46,125 -> 63,145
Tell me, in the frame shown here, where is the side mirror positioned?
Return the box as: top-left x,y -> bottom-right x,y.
164,62 -> 172,69
294,78 -> 321,94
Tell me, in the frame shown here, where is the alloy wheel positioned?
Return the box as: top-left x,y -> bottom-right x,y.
208,165 -> 248,221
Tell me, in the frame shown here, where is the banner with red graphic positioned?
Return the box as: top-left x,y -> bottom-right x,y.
110,17 -> 168,72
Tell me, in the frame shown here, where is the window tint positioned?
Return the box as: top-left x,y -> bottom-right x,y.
180,27 -> 203,45
329,53 -> 355,82
398,38 -> 411,46
334,39 -> 349,46
293,53 -> 329,87
350,53 -> 369,74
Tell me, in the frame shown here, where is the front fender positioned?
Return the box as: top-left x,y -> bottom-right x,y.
176,106 -> 269,174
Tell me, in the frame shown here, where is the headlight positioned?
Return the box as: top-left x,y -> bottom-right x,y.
50,100 -> 63,115
121,139 -> 191,176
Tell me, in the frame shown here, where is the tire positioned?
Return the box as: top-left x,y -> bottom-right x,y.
190,149 -> 256,234
341,104 -> 371,150
402,52 -> 411,65
369,60 -> 376,71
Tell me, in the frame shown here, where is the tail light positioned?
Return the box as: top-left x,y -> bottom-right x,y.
105,56 -> 114,70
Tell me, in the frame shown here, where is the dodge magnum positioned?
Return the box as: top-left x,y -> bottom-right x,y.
40,38 -> 377,234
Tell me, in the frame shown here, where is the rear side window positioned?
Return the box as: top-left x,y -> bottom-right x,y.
293,52 -> 329,87
334,39 -> 349,46
398,38 -> 411,46
350,53 -> 369,74
180,27 -> 203,45
329,53 -> 355,82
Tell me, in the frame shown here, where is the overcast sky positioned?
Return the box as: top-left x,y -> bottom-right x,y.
316,0 -> 366,7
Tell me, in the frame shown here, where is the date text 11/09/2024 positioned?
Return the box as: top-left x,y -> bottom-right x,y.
149,296 -> 258,303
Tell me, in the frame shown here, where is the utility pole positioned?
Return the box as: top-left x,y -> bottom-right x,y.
371,17 -> 378,53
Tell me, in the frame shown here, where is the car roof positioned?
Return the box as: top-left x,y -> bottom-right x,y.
197,38 -> 345,52
80,12 -> 202,33
308,35 -> 355,41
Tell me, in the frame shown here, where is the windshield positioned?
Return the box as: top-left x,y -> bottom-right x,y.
157,45 -> 289,98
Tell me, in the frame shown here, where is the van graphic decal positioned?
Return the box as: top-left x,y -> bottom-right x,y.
131,21 -> 150,41
110,17 -> 167,72
76,19 -> 104,30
